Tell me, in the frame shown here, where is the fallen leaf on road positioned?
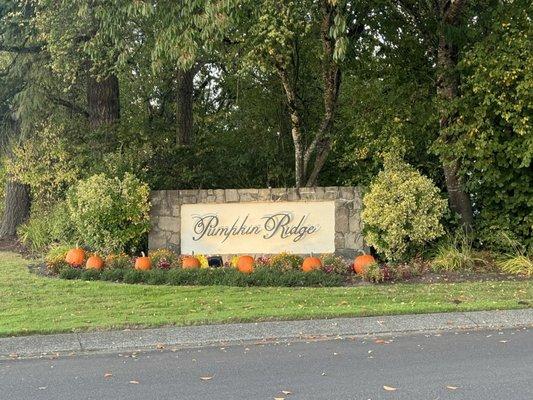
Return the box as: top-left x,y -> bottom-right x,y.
104,373 -> 113,378
446,386 -> 459,390
129,380 -> 139,384
200,376 -> 213,381
383,385 -> 397,391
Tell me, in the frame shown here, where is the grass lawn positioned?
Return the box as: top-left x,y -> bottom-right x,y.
0,251 -> 531,337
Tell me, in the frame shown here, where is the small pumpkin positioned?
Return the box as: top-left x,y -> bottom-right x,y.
236,255 -> 254,274
65,247 -> 85,267
302,256 -> 322,272
353,254 -> 376,275
182,255 -> 201,269
135,252 -> 152,271
86,255 -> 104,270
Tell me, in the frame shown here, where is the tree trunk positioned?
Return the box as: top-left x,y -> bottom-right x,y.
436,10 -> 474,230
443,160 -> 473,228
277,67 -> 304,187
176,68 -> 195,146
87,73 -> 120,128
0,179 -> 30,238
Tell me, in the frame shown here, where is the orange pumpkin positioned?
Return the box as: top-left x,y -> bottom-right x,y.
66,247 -> 85,267
182,256 -> 201,269
302,256 -> 322,272
135,252 -> 152,271
236,255 -> 254,274
86,255 -> 104,270
353,254 -> 376,275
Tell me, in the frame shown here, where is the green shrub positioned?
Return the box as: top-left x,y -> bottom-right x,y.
66,173 -> 150,253
123,269 -> 147,284
100,268 -> 126,282
268,252 -> 304,271
56,265 -> 345,287
18,201 -> 76,252
432,233 -> 487,272
145,269 -> 168,285
362,156 -> 447,261
58,266 -> 82,280
80,269 -> 102,281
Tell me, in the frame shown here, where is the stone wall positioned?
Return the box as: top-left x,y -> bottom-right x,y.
149,186 -> 365,259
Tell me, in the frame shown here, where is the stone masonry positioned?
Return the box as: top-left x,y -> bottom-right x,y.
148,187 -> 365,260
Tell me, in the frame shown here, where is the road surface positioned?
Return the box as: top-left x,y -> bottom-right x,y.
0,328 -> 531,399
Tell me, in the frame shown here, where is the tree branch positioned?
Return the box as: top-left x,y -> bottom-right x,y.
48,95 -> 89,118
0,43 -> 42,53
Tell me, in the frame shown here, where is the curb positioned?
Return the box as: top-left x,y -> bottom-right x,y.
1,309 -> 532,359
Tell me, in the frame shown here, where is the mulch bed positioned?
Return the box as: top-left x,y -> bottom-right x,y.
0,237 -> 31,256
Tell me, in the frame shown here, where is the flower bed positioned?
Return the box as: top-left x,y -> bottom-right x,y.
44,246 -> 399,287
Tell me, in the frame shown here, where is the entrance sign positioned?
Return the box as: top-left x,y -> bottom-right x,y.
181,201 -> 335,254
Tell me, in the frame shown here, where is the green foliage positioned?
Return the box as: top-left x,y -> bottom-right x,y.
66,173 -> 150,253
431,234 -> 487,272
58,266 -> 82,280
438,2 -> 532,246
362,157 -> 447,261
18,201 -> 76,252
8,121 -> 81,205
57,265 -> 345,287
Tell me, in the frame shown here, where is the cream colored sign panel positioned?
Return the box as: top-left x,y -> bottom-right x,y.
181,201 -> 335,254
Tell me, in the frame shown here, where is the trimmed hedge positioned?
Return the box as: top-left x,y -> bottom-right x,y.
58,266 -> 345,287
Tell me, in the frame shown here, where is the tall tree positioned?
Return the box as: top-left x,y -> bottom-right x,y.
391,0 -> 478,229
0,1 -> 36,238
232,0 -> 369,187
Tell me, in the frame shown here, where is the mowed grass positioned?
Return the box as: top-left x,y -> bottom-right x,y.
0,252 -> 531,337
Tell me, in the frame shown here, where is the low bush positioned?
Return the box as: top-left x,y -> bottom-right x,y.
18,201 -> 76,252
100,268 -> 125,282
53,265 -> 345,287
432,233 -> 487,272
58,266 -> 82,280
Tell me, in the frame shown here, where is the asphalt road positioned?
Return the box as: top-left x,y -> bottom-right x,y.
0,328 -> 531,400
